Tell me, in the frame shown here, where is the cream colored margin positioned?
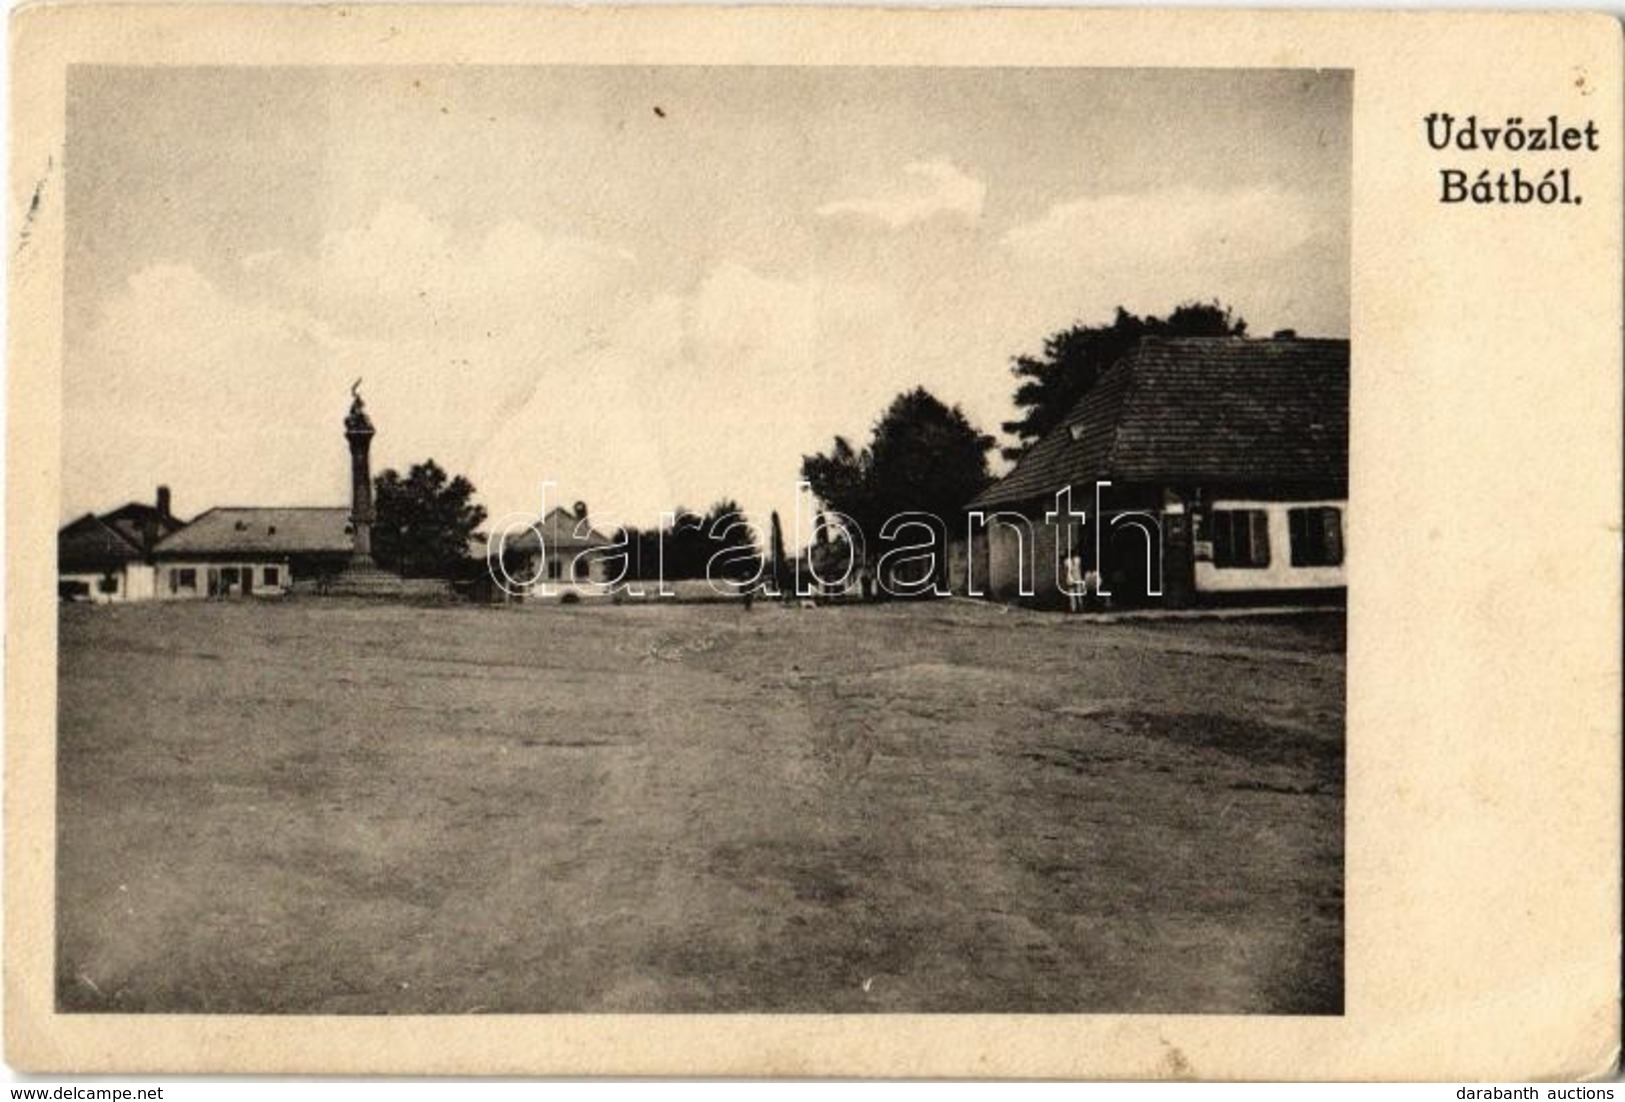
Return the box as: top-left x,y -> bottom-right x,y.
7,5 -> 1621,1079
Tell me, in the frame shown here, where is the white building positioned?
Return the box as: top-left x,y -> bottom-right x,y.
151,507 -> 353,598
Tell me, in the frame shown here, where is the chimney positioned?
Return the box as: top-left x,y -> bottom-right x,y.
156,485 -> 172,521
573,500 -> 588,521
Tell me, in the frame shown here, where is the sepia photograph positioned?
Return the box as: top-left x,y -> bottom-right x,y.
50,63 -> 1353,1017
4,1 -> 1620,1082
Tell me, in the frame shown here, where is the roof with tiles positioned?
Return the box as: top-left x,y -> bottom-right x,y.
505,506 -> 613,552
971,337 -> 1348,508
58,514 -> 145,571
100,502 -> 185,554
153,507 -> 354,556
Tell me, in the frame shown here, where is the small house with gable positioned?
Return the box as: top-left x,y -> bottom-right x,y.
501,502 -> 616,591
57,486 -> 185,602
963,336 -> 1349,607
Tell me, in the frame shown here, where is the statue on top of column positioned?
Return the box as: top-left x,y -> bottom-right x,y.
345,377 -> 374,434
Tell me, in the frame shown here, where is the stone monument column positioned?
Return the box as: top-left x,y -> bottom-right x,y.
345,384 -> 377,565
328,380 -> 404,596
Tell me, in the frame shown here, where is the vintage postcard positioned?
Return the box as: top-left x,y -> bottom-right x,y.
6,3 -> 1620,1080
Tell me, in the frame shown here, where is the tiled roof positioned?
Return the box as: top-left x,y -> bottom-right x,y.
971,337 -> 1349,508
154,507 -> 354,556
506,507 -> 613,552
59,514 -> 144,571
100,502 -> 185,554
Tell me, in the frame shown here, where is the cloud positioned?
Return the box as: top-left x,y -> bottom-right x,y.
687,261 -> 819,364
817,160 -> 986,229
65,203 -> 998,535
236,202 -> 652,481
1001,184 -> 1321,269
469,258 -> 904,531
65,202 -> 652,522
65,262 -> 368,516
287,201 -> 639,331
993,184 -> 1343,342
109,205 -> 907,530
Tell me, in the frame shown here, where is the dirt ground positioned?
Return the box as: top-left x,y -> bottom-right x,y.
56,598 -> 1343,1014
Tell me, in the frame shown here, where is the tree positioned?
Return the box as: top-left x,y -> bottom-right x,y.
697,498 -> 760,582
801,387 -> 994,588
625,498 -> 758,582
660,506 -> 708,580
372,459 -> 488,578
1001,301 -> 1247,460
768,510 -> 788,596
869,388 -> 995,532
800,435 -> 881,546
623,526 -> 663,582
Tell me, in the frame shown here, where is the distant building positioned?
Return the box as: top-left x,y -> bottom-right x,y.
57,486 -> 184,602
963,336 -> 1349,607
152,507 -> 353,598
503,503 -> 615,590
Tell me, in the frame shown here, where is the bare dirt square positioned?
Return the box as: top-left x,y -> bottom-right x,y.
56,599 -> 1343,1014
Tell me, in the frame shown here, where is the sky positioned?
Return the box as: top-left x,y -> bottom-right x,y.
63,65 -> 1350,538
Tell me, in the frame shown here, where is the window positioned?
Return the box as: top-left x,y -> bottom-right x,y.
546,557 -> 563,580
221,567 -> 240,586
98,573 -> 120,594
175,568 -> 197,592
573,556 -> 589,581
263,566 -> 281,587
1288,507 -> 1344,567
1211,509 -> 1271,569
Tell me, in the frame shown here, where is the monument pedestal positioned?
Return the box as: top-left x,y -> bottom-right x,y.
327,557 -> 407,598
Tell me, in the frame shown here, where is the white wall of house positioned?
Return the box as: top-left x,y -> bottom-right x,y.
126,564 -> 157,601
60,564 -> 155,603
972,516 -> 1072,601
158,560 -> 292,599
508,549 -> 610,592
59,572 -> 105,602
1194,498 -> 1347,593
975,517 -> 1035,599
